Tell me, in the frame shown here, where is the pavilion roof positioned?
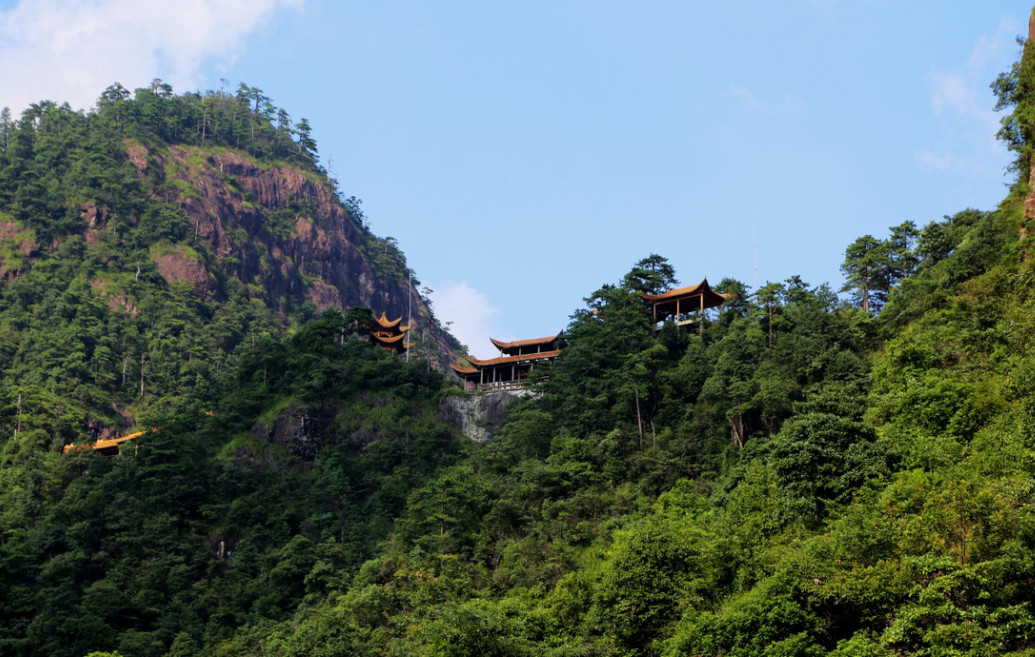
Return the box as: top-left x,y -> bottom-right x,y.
450,364 -> 479,375
466,350 -> 561,367
372,311 -> 408,330
63,427 -> 156,454
643,278 -> 731,314
643,278 -> 731,303
373,334 -> 415,349
490,332 -> 562,352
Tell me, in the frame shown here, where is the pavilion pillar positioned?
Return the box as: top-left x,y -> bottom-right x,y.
699,294 -> 704,335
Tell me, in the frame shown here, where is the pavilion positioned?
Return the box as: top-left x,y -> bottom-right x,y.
370,311 -> 415,355
451,333 -> 561,391
643,278 -> 731,332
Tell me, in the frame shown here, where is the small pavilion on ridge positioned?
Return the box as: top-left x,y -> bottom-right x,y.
643,278 -> 731,332
370,311 -> 415,355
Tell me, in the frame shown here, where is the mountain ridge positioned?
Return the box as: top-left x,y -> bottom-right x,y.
0,87 -> 462,446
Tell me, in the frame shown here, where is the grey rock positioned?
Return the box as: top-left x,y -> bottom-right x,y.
439,390 -> 524,443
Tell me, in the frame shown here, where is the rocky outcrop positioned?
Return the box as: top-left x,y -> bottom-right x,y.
152,245 -> 216,298
125,144 -> 460,370
250,402 -> 344,462
439,390 -> 523,443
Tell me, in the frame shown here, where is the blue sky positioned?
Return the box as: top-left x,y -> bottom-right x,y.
0,1 -> 1030,356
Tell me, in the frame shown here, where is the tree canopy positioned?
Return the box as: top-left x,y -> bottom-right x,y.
4,35 -> 1035,655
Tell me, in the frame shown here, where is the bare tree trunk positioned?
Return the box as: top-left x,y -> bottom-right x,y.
726,413 -> 744,449
634,388 -> 644,450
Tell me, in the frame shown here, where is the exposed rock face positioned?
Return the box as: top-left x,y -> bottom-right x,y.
250,402 -> 344,462
152,245 -> 216,298
125,142 -> 149,176
439,390 -> 523,443
133,144 -> 459,370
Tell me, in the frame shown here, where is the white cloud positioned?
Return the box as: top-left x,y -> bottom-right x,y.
0,0 -> 302,113
428,281 -> 500,359
919,17 -> 1018,175
719,83 -> 806,118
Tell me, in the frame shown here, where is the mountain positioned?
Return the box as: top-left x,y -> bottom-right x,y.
6,10 -> 1035,656
0,84 -> 462,446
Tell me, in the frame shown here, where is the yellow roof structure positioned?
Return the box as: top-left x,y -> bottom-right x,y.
450,333 -> 562,389
370,311 -> 414,355
372,311 -> 410,332
643,278 -> 731,319
63,427 -> 158,456
489,332 -> 562,353
466,350 -> 561,367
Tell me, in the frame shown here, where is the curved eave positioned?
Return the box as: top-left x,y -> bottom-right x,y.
643,278 -> 731,311
62,428 -> 155,454
451,364 -> 479,375
466,350 -> 560,367
372,333 -> 407,345
373,311 -> 403,330
643,278 -> 717,301
489,331 -> 563,351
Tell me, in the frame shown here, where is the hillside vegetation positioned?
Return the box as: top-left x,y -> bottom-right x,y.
0,81 -> 456,454
5,18 -> 1035,657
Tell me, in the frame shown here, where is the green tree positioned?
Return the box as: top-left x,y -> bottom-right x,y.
992,34 -> 1035,176
755,281 -> 785,348
840,234 -> 887,313
622,253 -> 677,295
700,320 -> 764,449
296,118 -> 317,160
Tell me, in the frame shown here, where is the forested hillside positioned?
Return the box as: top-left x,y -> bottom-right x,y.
0,80 -> 460,453
5,12 -> 1035,657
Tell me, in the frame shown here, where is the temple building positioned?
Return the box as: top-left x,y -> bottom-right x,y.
63,427 -> 157,457
643,278 -> 731,332
451,333 -> 561,391
370,311 -> 415,355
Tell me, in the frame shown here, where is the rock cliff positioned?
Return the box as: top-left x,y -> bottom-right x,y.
149,144 -> 461,371
438,390 -> 523,443
0,93 -> 465,447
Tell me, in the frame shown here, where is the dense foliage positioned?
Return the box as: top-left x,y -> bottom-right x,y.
0,81 -> 424,449
7,26 -> 1035,656
0,310 -> 462,657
